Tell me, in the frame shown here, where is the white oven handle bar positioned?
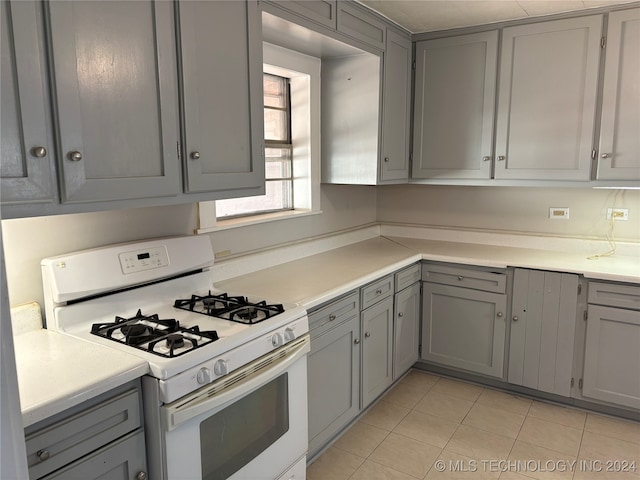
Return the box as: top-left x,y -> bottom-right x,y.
162,335 -> 310,431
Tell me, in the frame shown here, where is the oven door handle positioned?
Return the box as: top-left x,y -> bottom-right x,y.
163,335 -> 310,431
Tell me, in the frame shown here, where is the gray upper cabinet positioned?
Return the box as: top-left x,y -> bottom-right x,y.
380,29 -> 412,183
413,31 -> 498,180
271,1 -> 338,30
337,2 -> 385,50
47,1 -> 180,203
1,1 -> 56,205
178,0 -> 265,195
495,16 -> 602,181
596,8 -> 640,181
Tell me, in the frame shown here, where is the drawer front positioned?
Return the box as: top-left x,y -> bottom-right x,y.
361,275 -> 394,310
26,388 -> 141,479
309,291 -> 359,337
588,282 -> 640,310
422,263 -> 506,294
395,263 -> 421,292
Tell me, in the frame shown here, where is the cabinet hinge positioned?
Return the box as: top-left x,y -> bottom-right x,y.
577,284 -> 582,295
571,377 -> 575,387
601,36 -> 606,48
412,61 -> 416,70
583,310 -> 588,321
578,378 -> 583,390
409,152 -> 414,162
177,141 -> 181,161
591,149 -> 597,160
418,344 -> 422,355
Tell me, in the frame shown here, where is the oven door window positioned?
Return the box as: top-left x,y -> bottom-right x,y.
200,373 -> 289,480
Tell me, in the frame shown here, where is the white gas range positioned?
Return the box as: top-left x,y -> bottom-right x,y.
41,235 -> 310,480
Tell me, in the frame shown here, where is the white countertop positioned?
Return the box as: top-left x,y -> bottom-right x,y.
14,230 -> 638,426
14,329 -> 148,427
216,235 -> 640,310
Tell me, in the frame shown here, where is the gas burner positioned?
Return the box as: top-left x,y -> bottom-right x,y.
90,310 -> 219,358
174,292 -> 285,325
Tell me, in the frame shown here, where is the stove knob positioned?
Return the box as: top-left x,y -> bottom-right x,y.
284,327 -> 296,342
214,359 -> 228,376
196,367 -> 212,385
272,332 -> 284,347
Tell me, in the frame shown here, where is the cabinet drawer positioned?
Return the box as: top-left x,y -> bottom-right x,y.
588,282 -> 640,310
361,275 -> 394,310
26,388 -> 141,479
422,263 -> 506,294
309,291 -> 359,337
395,263 -> 421,292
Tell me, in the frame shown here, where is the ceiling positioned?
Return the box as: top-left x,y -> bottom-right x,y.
359,0 -> 637,33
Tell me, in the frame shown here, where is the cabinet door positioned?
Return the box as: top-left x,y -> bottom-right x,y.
582,305 -> 640,409
413,31 -> 498,180
597,8 -> 640,180
308,316 -> 360,457
268,0 -> 337,30
422,283 -> 507,378
508,269 -> 578,397
48,1 -> 180,203
42,430 -> 146,480
337,2 -> 385,50
361,296 -> 393,407
1,0 -> 55,204
380,29 -> 412,183
495,16 -> 602,180
393,283 -> 421,380
179,0 -> 265,195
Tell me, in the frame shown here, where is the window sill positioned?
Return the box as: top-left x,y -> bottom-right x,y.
196,209 -> 323,234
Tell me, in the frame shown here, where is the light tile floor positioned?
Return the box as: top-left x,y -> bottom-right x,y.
307,370 -> 640,480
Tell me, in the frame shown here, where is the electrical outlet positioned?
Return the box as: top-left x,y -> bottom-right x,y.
549,207 -> 570,219
606,208 -> 629,221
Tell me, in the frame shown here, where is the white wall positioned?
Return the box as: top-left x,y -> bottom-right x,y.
1,184 -> 377,311
377,185 -> 640,241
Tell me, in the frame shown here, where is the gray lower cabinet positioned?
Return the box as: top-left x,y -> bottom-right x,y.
361,295 -> 394,406
421,263 -> 508,378
581,282 -> 640,409
307,292 -> 360,457
24,381 -> 146,480
1,0 -> 56,204
495,15 -> 602,181
508,269 -> 579,397
178,0 -> 265,196
393,282 -> 420,380
47,0 -> 180,203
412,31 -> 498,180
596,8 -> 640,181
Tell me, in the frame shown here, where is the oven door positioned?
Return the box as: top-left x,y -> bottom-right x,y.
161,335 -> 310,480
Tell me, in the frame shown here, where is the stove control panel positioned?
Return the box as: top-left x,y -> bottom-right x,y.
119,246 -> 169,274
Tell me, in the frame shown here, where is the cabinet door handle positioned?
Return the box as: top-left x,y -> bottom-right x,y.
601,153 -> 611,159
31,146 -> 47,158
482,156 -> 491,162
354,338 -> 360,345
375,289 -> 382,296
457,276 -> 463,281
398,312 -> 404,318
190,151 -> 201,160
512,316 -> 519,322
68,151 -> 82,161
329,314 -> 336,321
36,449 -> 50,461
136,472 -> 148,480
498,155 -> 506,161
364,332 -> 371,338
497,312 -> 503,318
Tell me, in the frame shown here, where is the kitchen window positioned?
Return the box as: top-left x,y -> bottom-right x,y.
197,44 -> 321,232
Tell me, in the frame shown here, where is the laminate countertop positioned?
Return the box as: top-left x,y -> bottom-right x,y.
14,329 -> 149,427
215,236 -> 639,310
